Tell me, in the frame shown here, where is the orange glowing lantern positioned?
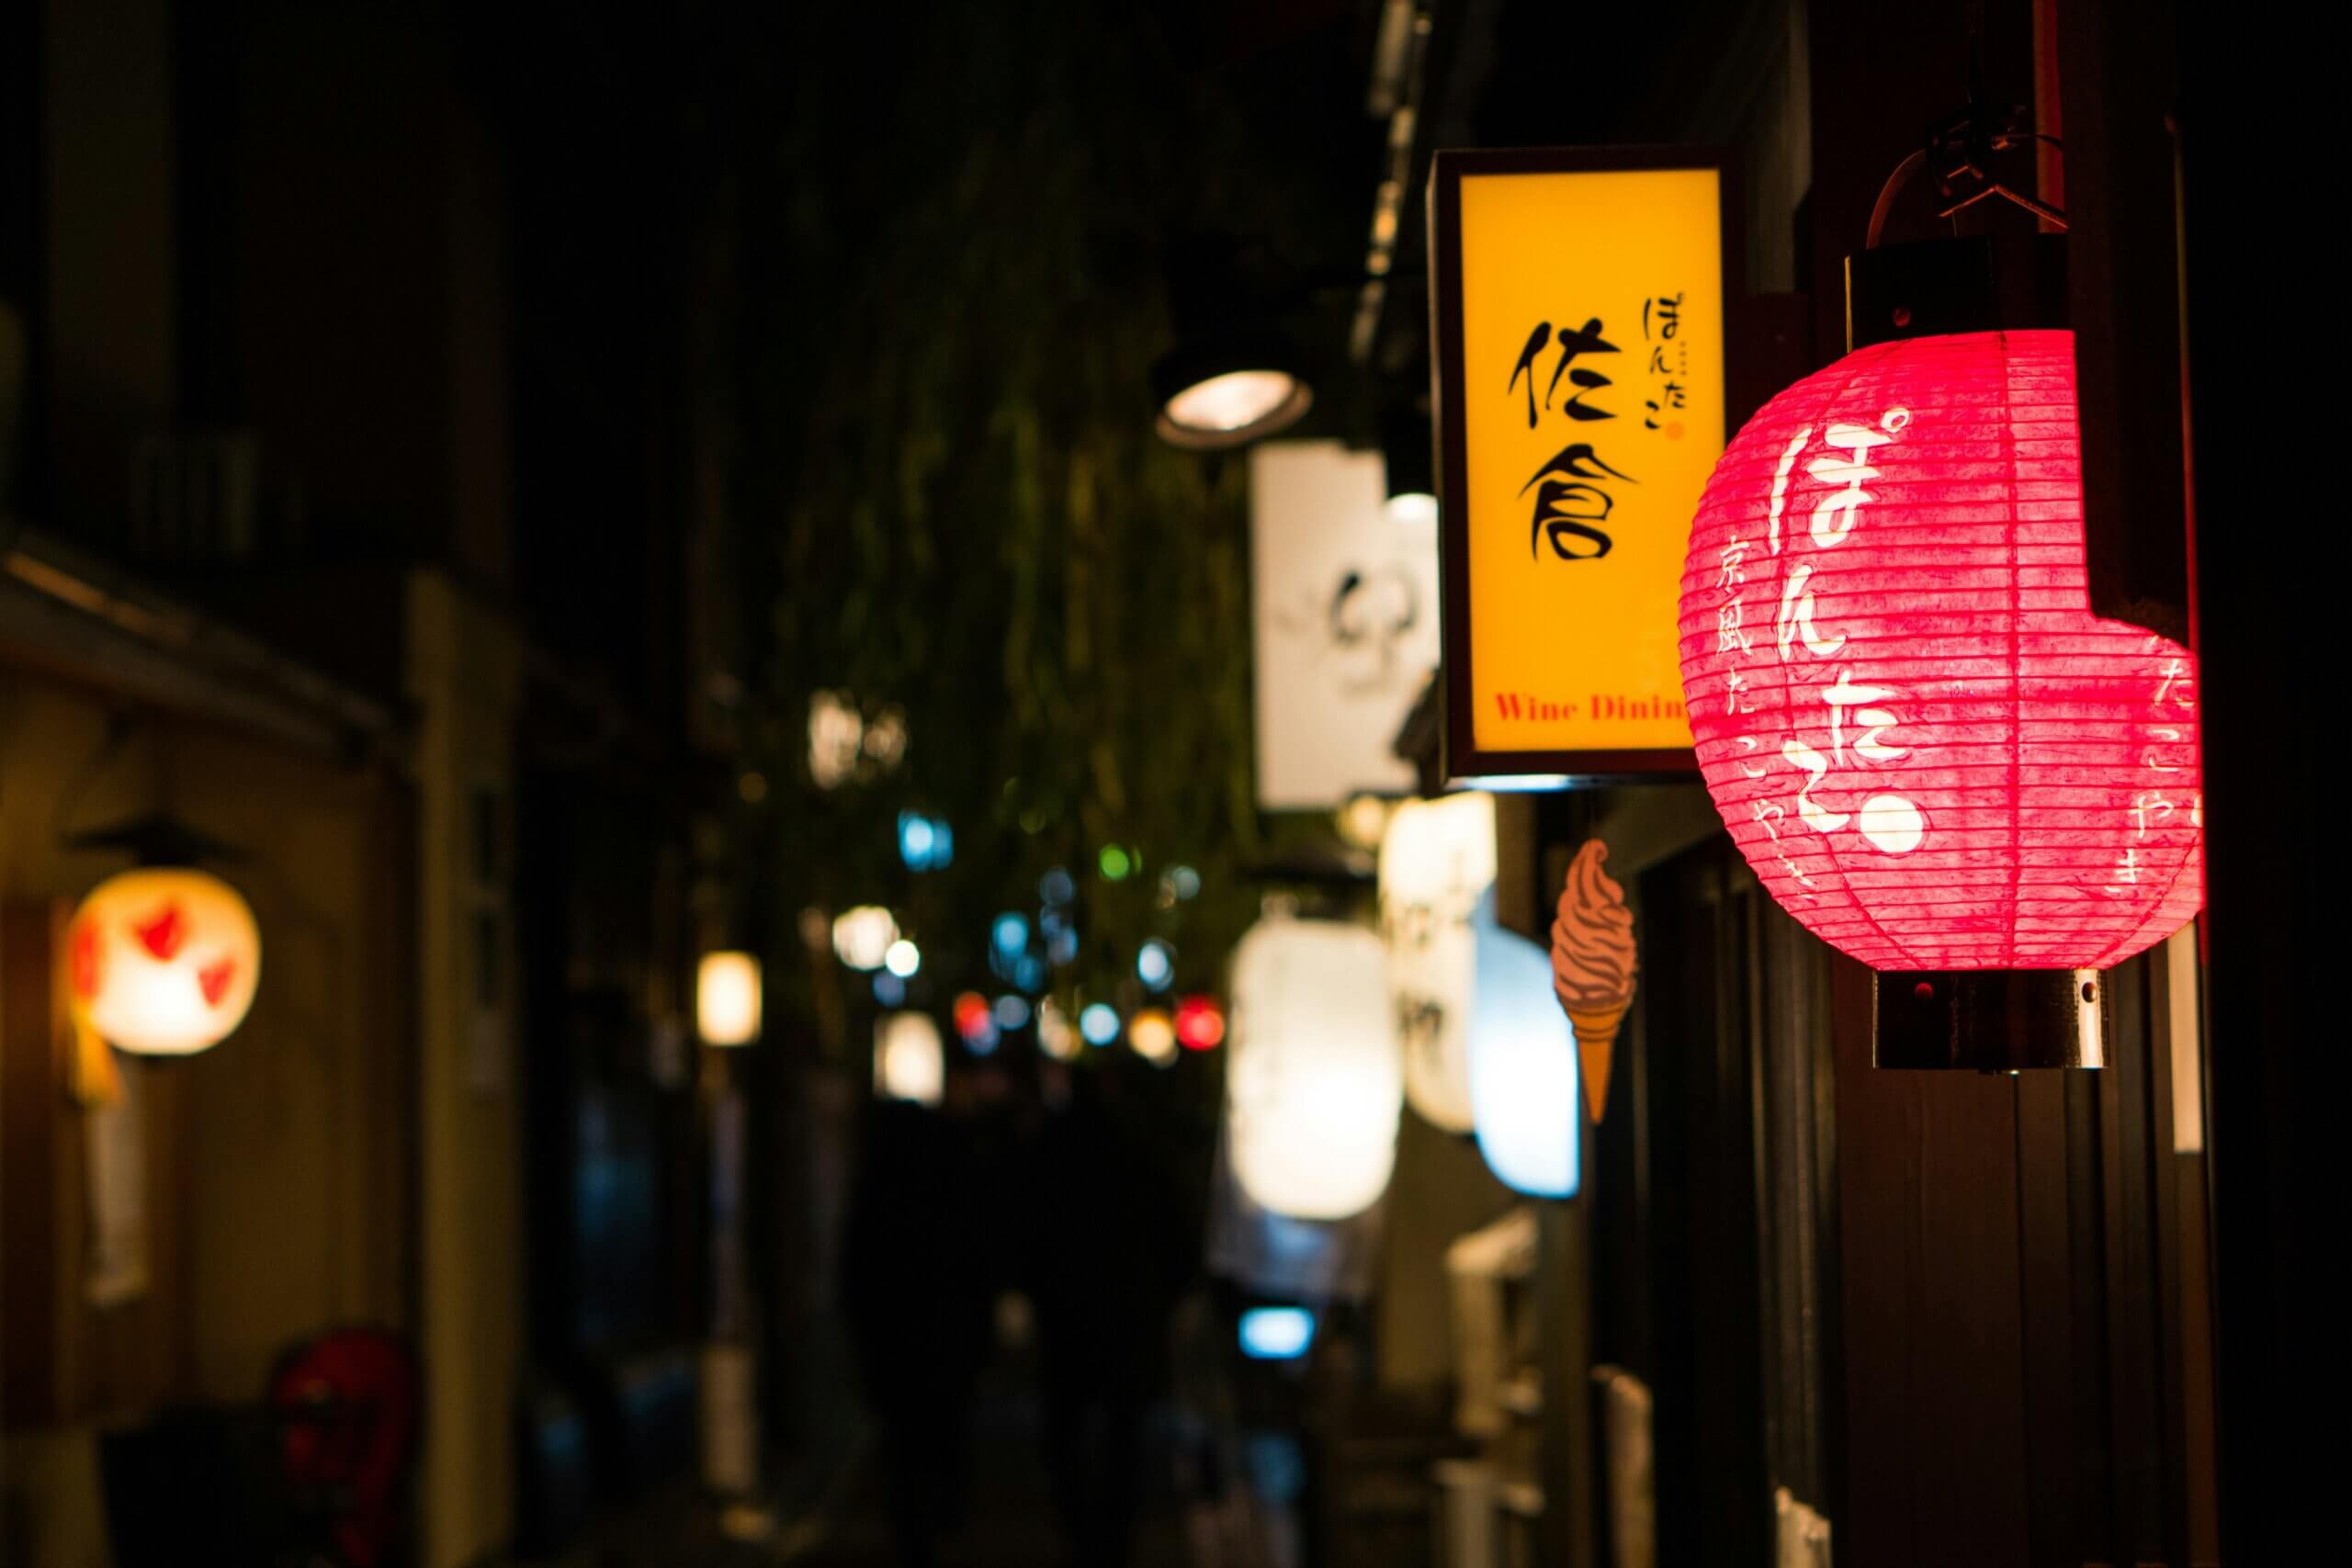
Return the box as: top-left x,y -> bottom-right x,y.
68,867 -> 261,1056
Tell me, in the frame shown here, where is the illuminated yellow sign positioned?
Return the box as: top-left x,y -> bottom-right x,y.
1429,151 -> 1725,779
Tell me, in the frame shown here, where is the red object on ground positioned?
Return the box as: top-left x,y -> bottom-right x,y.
1678,330 -> 2201,971
268,1327 -> 419,1568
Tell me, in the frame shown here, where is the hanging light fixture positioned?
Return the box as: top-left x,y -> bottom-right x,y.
1151,331 -> 1313,450
696,951 -> 763,1047
1150,235 -> 1316,451
1377,791 -> 1498,1134
1676,116 -> 2199,1068
1226,913 -> 1400,1221
68,865 -> 261,1057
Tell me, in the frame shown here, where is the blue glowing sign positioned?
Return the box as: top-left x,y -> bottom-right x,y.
1238,1306 -> 1317,1360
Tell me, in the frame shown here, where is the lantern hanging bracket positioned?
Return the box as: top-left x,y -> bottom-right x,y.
66,810 -> 247,868
1866,100 -> 2066,250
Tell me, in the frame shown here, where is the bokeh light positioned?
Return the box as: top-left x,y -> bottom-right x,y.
883,938 -> 922,978
831,906 -> 899,970
1129,1008 -> 1177,1066
1079,1003 -> 1121,1047
993,911 -> 1031,954
953,991 -> 993,1042
1098,845 -> 1132,882
1176,995 -> 1225,1051
874,1012 -> 944,1105
1136,939 -> 1175,992
898,811 -> 953,871
1037,998 -> 1080,1061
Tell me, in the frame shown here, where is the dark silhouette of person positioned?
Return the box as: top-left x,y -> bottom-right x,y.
1019,1063 -> 1192,1568
839,1095 -> 996,1568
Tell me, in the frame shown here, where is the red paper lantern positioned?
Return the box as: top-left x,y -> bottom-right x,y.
1678,330 -> 2200,975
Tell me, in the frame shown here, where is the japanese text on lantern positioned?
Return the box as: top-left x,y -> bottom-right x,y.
1720,407 -> 1925,892
2114,651 -> 2199,897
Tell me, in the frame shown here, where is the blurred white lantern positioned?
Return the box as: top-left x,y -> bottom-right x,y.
1465,922 -> 1580,1199
1227,915 -> 1401,1220
831,906 -> 899,971
68,867 -> 261,1056
1377,792 -> 1498,1133
874,1011 -> 944,1106
696,951 -> 763,1046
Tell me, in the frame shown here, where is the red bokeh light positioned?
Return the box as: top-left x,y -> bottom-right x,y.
952,991 -> 992,1041
1175,995 -> 1225,1050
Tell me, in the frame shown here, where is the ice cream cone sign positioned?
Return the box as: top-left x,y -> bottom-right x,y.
1551,840 -> 1637,1122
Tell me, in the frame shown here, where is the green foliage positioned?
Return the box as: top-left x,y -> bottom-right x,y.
726,0 -> 1318,1034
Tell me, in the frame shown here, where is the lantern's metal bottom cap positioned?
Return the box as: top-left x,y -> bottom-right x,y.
1872,968 -> 2107,1071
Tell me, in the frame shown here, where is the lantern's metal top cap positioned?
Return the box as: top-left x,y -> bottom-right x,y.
1845,97 -> 2068,352
1845,236 -> 2070,353
66,812 -> 245,867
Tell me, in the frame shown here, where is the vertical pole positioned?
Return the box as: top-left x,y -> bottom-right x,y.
1540,1193 -> 1597,1565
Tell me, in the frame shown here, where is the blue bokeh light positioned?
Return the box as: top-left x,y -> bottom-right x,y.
992,912 -> 1031,954
898,812 -> 954,872
1136,939 -> 1175,992
1079,1003 -> 1121,1047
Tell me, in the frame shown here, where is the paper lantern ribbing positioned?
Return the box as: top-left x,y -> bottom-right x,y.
1466,921 -> 1580,1198
1678,330 -> 2200,973
68,867 -> 261,1056
1227,916 -> 1401,1221
1378,792 -> 1498,1134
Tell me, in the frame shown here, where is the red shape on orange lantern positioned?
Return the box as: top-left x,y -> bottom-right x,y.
199,958 -> 239,1008
134,901 -> 188,962
1678,330 -> 2201,972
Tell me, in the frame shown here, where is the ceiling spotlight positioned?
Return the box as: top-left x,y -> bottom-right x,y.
1151,343 -> 1314,450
